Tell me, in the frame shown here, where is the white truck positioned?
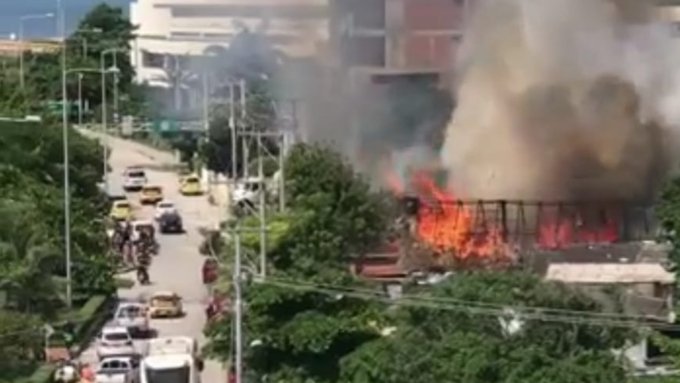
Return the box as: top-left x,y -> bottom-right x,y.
140,337 -> 204,383
123,167 -> 147,192
95,356 -> 139,383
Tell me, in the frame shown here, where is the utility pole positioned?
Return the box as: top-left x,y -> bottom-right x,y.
239,79 -> 248,179
233,230 -> 243,383
239,130 -> 290,278
77,73 -> 83,126
229,83 -> 237,180
112,53 -> 119,125
257,135 -> 266,278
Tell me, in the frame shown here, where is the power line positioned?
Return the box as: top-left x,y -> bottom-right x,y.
257,277 -> 680,331
265,276 -> 665,322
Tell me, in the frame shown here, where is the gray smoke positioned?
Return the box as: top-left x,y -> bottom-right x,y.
441,0 -> 680,202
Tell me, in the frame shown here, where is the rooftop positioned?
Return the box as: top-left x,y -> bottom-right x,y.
545,263 -> 675,284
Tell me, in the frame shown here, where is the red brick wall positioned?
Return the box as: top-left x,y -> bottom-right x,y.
402,0 -> 464,70
403,0 -> 464,30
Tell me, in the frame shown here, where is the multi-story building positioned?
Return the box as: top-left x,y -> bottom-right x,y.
130,0 -> 330,87
329,0 -> 470,84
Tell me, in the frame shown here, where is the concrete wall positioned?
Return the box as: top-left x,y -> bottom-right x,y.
131,0 -> 330,85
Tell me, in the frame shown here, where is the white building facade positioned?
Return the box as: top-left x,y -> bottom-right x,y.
130,0 -> 330,87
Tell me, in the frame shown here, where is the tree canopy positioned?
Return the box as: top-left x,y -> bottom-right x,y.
205,142 -> 652,383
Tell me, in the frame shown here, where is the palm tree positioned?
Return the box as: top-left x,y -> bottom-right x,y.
152,53 -> 199,111
0,200 -> 61,316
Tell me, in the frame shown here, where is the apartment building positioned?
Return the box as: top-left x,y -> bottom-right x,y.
130,0 -> 329,87
330,0 -> 469,83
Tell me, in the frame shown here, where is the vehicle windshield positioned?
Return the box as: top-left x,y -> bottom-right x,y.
144,187 -> 162,193
159,203 -> 174,209
104,332 -> 130,342
118,306 -> 143,318
152,297 -> 177,307
116,202 -> 130,209
128,171 -> 145,178
144,366 -> 190,383
186,177 -> 199,183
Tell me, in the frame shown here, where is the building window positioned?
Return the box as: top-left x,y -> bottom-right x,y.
342,36 -> 385,67
345,0 -> 385,29
142,51 -> 164,68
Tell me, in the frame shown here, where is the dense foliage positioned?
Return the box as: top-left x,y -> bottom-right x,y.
0,3 -> 139,121
204,143 -> 645,383
205,143 -> 392,381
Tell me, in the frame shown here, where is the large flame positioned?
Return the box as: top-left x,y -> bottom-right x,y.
411,173 -> 508,261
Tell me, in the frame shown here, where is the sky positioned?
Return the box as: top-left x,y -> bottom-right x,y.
0,0 -> 131,39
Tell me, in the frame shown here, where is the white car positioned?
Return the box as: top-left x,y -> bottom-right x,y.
231,178 -> 264,208
123,168 -> 147,192
96,356 -> 139,383
113,303 -> 150,336
154,200 -> 177,220
97,327 -> 136,360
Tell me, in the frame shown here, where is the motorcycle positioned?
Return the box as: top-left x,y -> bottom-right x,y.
137,265 -> 150,285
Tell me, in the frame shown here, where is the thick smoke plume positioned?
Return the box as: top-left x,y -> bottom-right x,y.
441,0 -> 680,202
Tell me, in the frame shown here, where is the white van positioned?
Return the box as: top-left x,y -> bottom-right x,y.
140,337 -> 203,383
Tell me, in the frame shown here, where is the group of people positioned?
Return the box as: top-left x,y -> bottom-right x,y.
53,359 -> 95,383
111,220 -> 155,284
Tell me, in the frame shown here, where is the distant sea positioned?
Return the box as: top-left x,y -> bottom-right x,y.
0,0 -> 132,39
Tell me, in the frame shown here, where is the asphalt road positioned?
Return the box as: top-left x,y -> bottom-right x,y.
77,131 -> 225,382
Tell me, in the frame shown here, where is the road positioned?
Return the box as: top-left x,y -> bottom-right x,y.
78,131 -> 225,382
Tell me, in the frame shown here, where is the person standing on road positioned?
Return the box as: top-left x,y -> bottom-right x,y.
80,363 -> 95,383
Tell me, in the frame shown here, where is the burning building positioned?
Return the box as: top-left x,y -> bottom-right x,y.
358,0 -> 680,274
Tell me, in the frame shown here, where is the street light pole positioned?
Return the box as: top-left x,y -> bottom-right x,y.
101,54 -> 109,194
57,0 -> 72,309
19,13 -> 55,90
100,48 -> 124,193
77,73 -> 83,126
233,230 -> 243,383
113,53 -> 119,125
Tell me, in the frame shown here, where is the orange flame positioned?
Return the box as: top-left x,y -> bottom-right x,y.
411,173 -> 507,261
537,211 -> 619,249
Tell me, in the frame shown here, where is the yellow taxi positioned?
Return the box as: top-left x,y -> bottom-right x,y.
109,200 -> 132,221
180,174 -> 202,196
140,185 -> 163,205
148,291 -> 183,318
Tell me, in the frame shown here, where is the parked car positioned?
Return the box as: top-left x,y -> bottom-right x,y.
112,303 -> 149,336
158,211 -> 183,234
95,356 -> 140,383
148,291 -> 183,318
96,327 -> 136,360
154,200 -> 177,220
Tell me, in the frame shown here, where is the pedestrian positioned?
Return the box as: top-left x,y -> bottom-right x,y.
80,363 -> 95,383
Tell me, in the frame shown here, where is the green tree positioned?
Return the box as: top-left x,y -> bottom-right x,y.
205,144 -> 392,382
340,272 -> 633,383
0,311 -> 43,380
657,176 -> 680,266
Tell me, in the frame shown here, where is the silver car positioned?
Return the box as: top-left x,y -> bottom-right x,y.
96,327 -> 136,360
113,303 -> 149,336
96,356 -> 140,383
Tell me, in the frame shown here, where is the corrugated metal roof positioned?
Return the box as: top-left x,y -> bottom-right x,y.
546,263 -> 675,284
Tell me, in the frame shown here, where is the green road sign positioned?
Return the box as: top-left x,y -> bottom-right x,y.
152,119 -> 180,133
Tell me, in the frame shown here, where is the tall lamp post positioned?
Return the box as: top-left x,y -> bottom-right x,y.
100,47 -> 125,194
74,28 -> 103,57
62,67 -> 118,307
19,12 -> 54,89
